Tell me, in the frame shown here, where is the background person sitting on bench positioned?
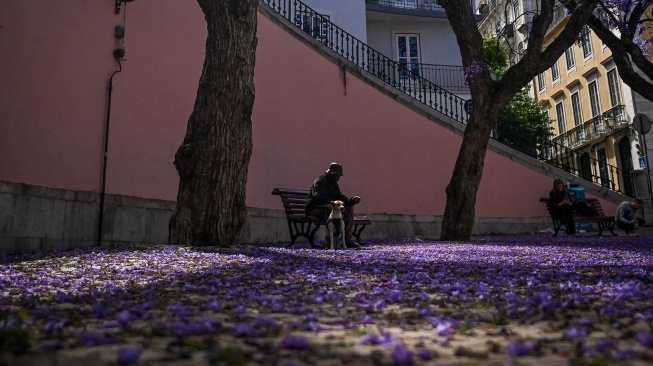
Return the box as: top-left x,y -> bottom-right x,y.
615,198 -> 645,236
549,179 -> 576,235
305,162 -> 361,248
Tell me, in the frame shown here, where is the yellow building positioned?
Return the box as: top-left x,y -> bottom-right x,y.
535,15 -> 652,198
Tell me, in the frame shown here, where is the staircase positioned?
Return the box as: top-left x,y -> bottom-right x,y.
260,0 -> 631,197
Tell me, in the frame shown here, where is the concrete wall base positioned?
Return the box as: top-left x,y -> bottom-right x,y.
1,180 -> 551,253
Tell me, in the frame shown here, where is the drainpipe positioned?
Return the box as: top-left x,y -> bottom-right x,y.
98,53 -> 124,247
99,2 -> 131,246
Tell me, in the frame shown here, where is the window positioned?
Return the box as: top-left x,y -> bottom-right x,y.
295,12 -> 330,44
396,34 -> 420,79
395,0 -> 416,9
571,92 -> 583,126
543,108 -> 550,119
607,68 -> 622,107
588,80 -> 601,117
565,47 -> 575,71
513,1 -> 520,22
555,101 -> 567,134
597,148 -> 610,188
581,26 -> 593,58
537,72 -> 546,92
551,62 -> 560,82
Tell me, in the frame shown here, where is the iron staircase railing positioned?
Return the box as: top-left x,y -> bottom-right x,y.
260,0 -> 631,196
261,0 -> 469,123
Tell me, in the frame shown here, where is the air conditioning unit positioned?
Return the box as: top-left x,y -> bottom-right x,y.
504,24 -> 514,38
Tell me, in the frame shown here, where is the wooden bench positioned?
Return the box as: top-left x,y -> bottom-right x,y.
272,188 -> 372,248
539,197 -> 616,237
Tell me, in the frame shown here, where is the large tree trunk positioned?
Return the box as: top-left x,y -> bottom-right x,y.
437,0 -> 597,241
440,100 -> 497,241
169,0 -> 258,246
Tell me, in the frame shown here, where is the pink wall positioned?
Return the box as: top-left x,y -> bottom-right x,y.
0,1 -> 612,218
0,1 -> 204,200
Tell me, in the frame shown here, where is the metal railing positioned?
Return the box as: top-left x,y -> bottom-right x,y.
416,63 -> 468,92
365,0 -> 444,12
478,0 -> 498,18
262,0 -> 468,123
536,138 -> 630,194
552,105 -> 629,149
549,3 -> 568,30
260,0 -> 630,196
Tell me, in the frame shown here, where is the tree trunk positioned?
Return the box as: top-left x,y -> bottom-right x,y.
169,0 -> 258,246
436,0 -> 597,241
440,103 -> 497,241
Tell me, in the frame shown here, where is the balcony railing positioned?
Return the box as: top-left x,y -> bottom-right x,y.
537,138 -> 629,193
552,105 -> 629,149
415,64 -> 468,92
548,3 -> 568,30
366,0 -> 444,12
478,0 -> 498,19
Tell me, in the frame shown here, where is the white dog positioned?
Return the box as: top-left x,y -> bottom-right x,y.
326,200 -> 346,250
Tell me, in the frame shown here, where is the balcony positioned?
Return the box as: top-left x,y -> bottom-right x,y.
548,3 -> 568,31
478,0 -> 498,20
366,0 -> 445,12
552,105 -> 629,149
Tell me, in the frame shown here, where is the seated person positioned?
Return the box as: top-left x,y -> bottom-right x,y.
305,162 -> 361,248
615,198 -> 645,236
549,179 -> 576,235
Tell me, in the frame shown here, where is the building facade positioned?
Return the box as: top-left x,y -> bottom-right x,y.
477,0 -> 653,198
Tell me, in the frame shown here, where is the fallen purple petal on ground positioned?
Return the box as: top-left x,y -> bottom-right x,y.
507,341 -> 533,357
636,332 -> 653,348
117,346 -> 142,365
280,334 -> 309,349
391,344 -> 413,365
0,235 -> 651,364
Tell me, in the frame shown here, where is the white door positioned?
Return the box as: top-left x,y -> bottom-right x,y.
396,34 -> 421,80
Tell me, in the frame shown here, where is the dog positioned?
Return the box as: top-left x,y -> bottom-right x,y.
326,200 -> 346,250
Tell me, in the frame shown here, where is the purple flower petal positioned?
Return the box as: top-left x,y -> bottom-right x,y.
117,347 -> 141,365
391,344 -> 413,365
636,332 -> 653,348
507,341 -> 532,357
415,348 -> 435,360
280,334 -> 308,349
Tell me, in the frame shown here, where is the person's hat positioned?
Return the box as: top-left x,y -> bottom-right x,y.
326,162 -> 343,176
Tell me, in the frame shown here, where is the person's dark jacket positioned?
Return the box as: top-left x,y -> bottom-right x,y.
548,189 -> 571,219
305,174 -> 354,215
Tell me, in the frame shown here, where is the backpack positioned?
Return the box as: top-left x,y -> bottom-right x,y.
574,200 -> 596,216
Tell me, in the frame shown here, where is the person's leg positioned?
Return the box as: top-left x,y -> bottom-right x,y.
562,206 -> 576,234
308,206 -> 329,243
616,221 -> 635,234
567,216 -> 576,234
637,217 -> 645,228
343,206 -> 359,247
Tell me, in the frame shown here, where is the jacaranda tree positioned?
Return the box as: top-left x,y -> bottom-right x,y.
482,34 -> 554,156
438,0 -> 652,241
437,0 -> 600,241
563,1 -> 653,100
